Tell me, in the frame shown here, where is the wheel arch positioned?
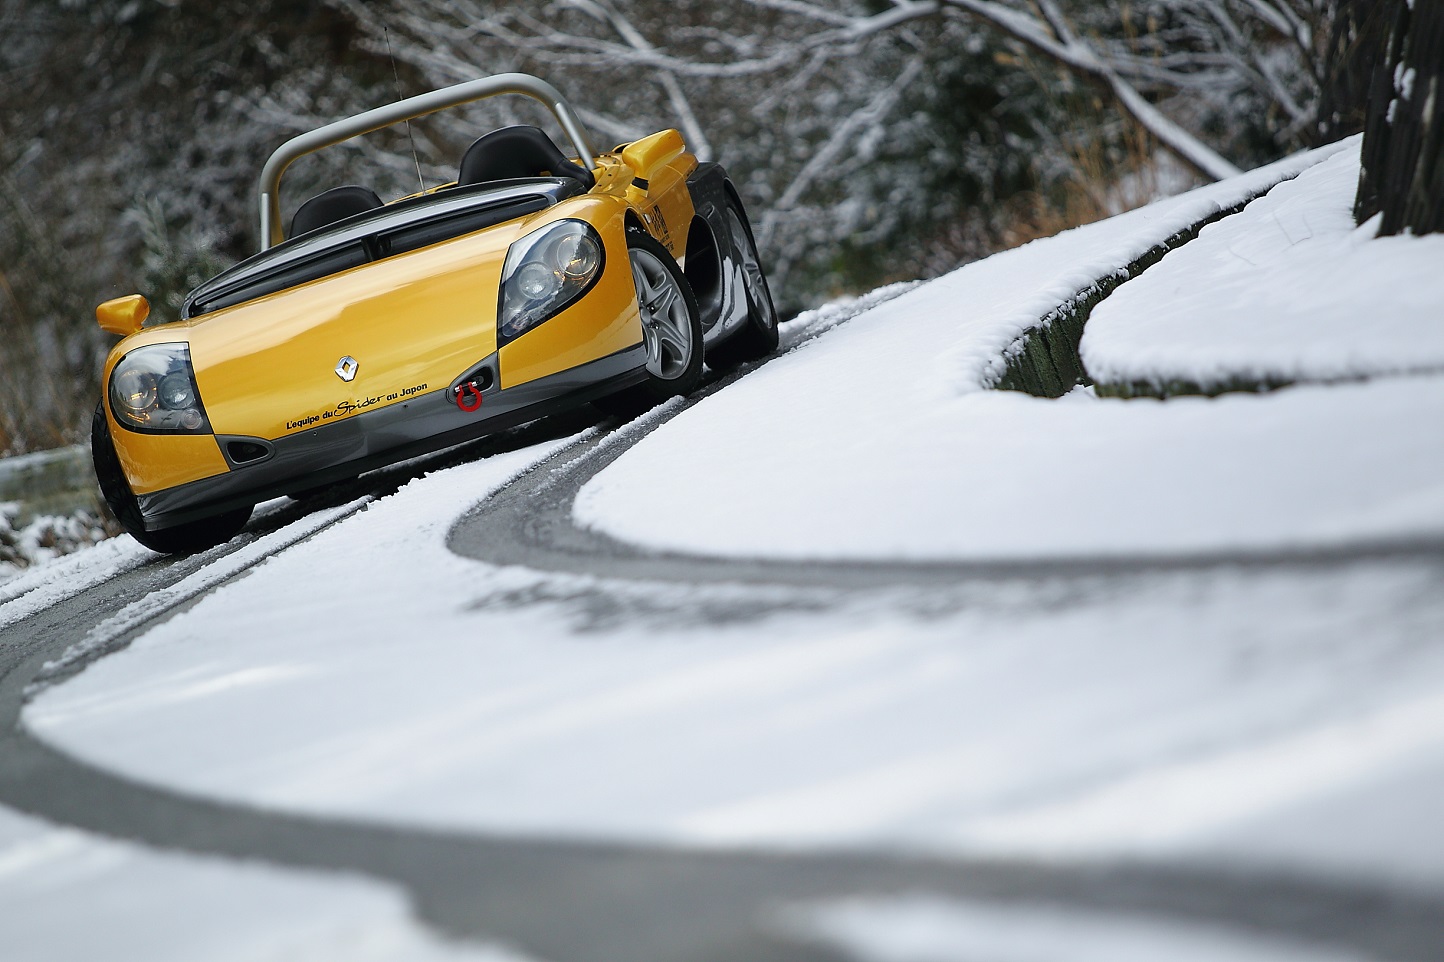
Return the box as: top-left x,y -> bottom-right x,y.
623,208 -> 649,236
683,213 -> 723,332
684,162 -> 744,334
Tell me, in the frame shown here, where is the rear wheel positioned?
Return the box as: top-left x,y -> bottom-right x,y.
91,403 -> 251,555
704,198 -> 778,371
594,230 -> 703,416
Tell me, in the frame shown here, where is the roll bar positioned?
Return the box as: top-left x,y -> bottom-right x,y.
257,73 -> 595,250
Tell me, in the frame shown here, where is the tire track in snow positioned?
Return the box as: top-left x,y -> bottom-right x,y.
448,389 -> 1444,594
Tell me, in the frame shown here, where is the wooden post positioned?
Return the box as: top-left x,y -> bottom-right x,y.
1355,0 -> 1444,236
1317,0 -> 1399,144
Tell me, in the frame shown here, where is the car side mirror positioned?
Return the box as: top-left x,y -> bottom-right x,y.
96,294 -> 150,337
621,129 -> 685,182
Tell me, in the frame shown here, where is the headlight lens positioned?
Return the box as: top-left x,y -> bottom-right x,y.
498,220 -> 605,344
108,343 -> 211,433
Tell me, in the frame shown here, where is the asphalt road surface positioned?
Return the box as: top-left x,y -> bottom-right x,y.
2,369 -> 1443,961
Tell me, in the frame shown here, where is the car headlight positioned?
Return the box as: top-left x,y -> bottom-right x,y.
497,220 -> 605,344
108,343 -> 211,434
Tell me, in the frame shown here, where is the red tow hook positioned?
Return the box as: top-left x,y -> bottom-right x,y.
455,381 -> 483,412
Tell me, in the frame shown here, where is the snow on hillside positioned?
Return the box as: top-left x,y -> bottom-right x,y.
1081,145 -> 1444,389
23,143 -> 1444,914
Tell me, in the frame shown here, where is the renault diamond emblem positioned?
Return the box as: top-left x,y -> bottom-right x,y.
335,356 -> 359,382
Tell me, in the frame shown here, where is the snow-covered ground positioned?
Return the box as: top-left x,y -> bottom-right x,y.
29,494 -> 1444,890
788,896 -> 1382,962
8,139 -> 1444,959
0,806 -> 524,962
574,138 -> 1444,560
577,374 -> 1444,559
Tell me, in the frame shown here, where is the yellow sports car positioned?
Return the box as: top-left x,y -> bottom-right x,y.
91,74 -> 777,554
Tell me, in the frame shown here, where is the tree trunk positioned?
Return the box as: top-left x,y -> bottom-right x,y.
1317,0 -> 1398,144
1355,0 -> 1444,235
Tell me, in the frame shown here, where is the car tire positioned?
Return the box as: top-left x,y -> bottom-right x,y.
703,197 -> 778,371
594,230 -> 704,416
91,403 -> 252,555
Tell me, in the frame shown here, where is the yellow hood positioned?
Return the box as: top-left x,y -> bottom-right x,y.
178,227 -> 514,440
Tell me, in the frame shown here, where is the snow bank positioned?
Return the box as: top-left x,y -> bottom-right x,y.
0,496 -> 320,633
1082,144 -> 1444,390
0,534 -> 152,632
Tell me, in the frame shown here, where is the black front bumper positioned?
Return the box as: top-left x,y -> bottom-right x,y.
136,346 -> 647,531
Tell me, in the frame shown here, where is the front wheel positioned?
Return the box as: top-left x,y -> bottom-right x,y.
126,506 -> 252,556
594,231 -> 704,416
91,403 -> 251,555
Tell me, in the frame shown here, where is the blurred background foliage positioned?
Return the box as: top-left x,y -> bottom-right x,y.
0,0 -> 1370,454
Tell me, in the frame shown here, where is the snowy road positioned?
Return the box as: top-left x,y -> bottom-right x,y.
3,403 -> 1442,962
2,143 -> 1441,961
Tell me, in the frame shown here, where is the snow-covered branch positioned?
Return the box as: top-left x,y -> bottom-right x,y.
337,0 -> 1324,181
940,0 -> 1244,179
759,56 -> 927,250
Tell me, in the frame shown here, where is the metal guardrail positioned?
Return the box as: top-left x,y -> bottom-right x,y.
0,444 -> 99,523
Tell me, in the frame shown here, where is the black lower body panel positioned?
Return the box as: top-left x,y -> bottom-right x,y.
136,346 -> 648,531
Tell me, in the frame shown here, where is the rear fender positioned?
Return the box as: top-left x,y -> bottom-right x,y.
684,163 -> 749,339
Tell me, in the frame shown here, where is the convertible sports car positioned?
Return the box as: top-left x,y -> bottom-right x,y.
92,74 -> 777,554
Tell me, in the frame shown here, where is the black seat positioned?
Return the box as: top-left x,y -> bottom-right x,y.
290,185 -> 384,238
458,126 -> 595,190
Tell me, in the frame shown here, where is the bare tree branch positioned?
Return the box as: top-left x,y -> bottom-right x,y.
559,0 -> 714,160
1198,0 -> 1310,122
338,0 -> 1298,182
940,0 -> 1244,179
759,56 -> 927,281
737,0 -> 853,28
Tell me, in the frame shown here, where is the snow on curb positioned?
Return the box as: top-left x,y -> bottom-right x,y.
1082,142 -> 1444,394
992,194 -> 1257,398
943,140 -> 1353,396
0,502 -> 114,586
0,535 -> 152,631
